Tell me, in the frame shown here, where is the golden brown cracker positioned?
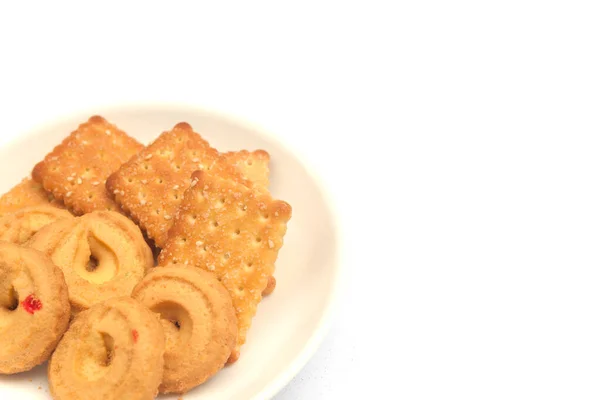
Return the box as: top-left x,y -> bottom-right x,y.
0,242 -> 71,374
106,122 -> 249,248
0,178 -> 63,216
222,149 -> 270,191
223,150 -> 276,295
157,170 -> 292,361
32,116 -> 143,215
262,275 -> 277,296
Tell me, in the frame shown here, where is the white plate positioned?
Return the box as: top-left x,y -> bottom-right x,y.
0,104 -> 341,400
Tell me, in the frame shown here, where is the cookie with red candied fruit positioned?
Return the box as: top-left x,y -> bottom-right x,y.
48,297 -> 165,400
0,242 -> 70,374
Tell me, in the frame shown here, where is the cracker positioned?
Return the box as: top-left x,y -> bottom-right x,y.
222,150 -> 270,191
0,178 -> 63,216
263,275 -> 277,296
223,149 -> 276,295
158,170 -> 292,361
107,122 -> 249,248
32,116 -> 143,215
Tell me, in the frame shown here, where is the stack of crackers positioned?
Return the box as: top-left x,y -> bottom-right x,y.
0,116 -> 291,362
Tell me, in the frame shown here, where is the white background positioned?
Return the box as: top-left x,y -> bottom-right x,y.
1,1 -> 600,399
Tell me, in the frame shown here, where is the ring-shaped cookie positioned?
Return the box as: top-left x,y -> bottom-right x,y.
0,242 -> 70,374
0,205 -> 72,245
131,267 -> 237,393
28,210 -> 153,313
48,297 -> 165,400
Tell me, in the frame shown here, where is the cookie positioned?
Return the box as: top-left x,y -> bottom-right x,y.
158,171 -> 291,362
48,297 -> 165,400
131,267 -> 237,394
0,177 -> 63,216
222,149 -> 270,191
106,122 -> 249,248
0,242 -> 70,374
32,116 -> 143,215
28,210 -> 153,313
0,205 -> 73,245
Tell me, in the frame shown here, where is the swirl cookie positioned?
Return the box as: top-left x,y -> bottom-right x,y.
131,267 -> 237,393
28,210 -> 153,313
0,242 -> 70,374
0,205 -> 73,245
48,297 -> 165,400
0,177 -> 64,216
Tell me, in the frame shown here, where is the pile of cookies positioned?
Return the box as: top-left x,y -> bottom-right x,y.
0,116 -> 292,399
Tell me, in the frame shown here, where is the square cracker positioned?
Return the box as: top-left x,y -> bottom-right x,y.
32,116 -> 143,215
223,149 -> 276,295
222,150 -> 270,192
0,177 -> 64,216
106,122 -> 249,248
157,170 -> 292,362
